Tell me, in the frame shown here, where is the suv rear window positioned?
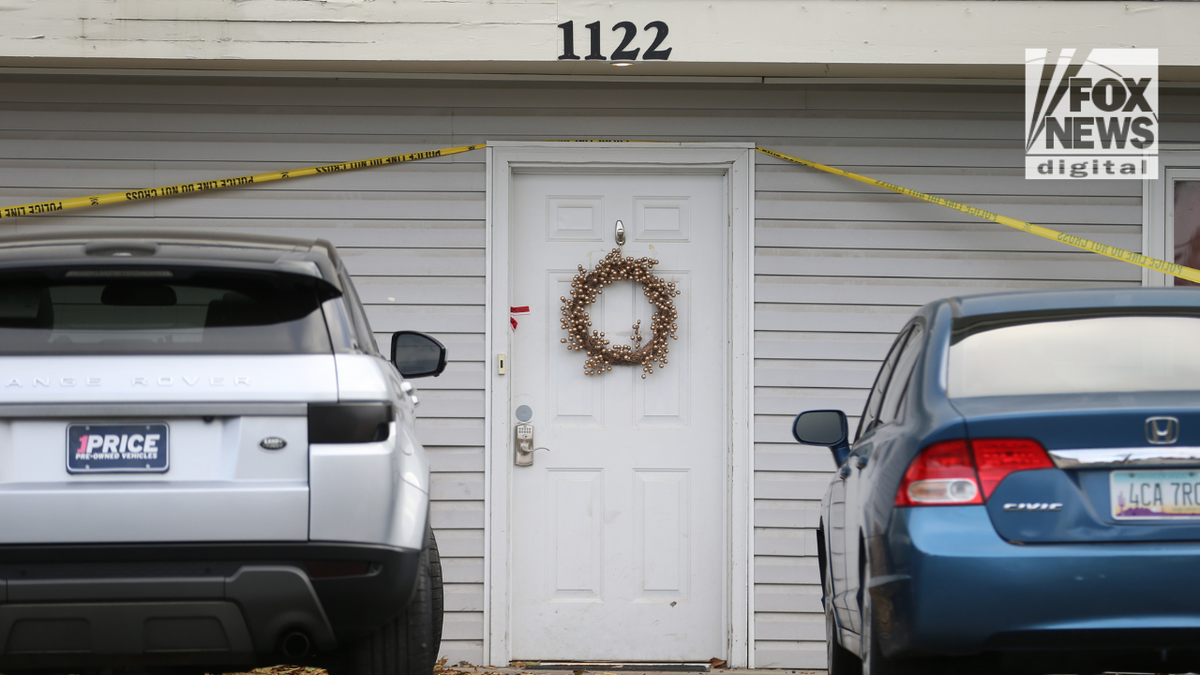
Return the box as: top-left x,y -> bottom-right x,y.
0,266 -> 338,355
948,314 -> 1200,398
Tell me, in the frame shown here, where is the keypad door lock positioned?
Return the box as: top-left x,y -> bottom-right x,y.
515,423 -> 535,466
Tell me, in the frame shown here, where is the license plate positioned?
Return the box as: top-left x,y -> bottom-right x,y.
1111,469 -> 1200,519
67,423 -> 169,473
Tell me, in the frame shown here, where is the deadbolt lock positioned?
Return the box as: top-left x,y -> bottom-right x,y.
515,424 -> 535,466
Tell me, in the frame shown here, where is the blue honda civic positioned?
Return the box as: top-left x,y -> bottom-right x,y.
794,288 -> 1200,675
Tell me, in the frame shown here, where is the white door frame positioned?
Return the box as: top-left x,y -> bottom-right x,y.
1144,145 -> 1200,286
485,142 -> 755,667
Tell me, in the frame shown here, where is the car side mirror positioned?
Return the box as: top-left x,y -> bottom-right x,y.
793,410 -> 851,467
391,331 -> 447,378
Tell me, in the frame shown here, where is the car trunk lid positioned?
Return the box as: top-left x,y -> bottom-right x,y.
956,392 -> 1200,544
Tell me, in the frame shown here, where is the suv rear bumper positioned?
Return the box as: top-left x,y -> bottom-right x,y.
0,542 -> 420,669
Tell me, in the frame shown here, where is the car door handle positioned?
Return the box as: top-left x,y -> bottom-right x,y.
838,465 -> 852,480
855,456 -> 869,470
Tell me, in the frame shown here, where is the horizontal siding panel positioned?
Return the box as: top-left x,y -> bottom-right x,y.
445,583 -> 484,612
414,418 -> 485,447
0,132 -> 480,164
425,447 -> 485,474
440,556 -> 485,585
433,529 -> 485,559
430,500 -> 486,529
755,360 -> 881,389
756,387 -> 870,416
755,527 -> 817,557
356,277 -> 484,305
756,220 -> 1140,253
442,612 -> 485,641
756,248 -> 1140,282
0,107 -> 456,136
754,577 -> 823,602
757,445 -> 838,474
756,472 -> 830,501
753,641 -> 826,670
756,613 -> 825,641
429,472 -> 486,502
438,640 -> 484,668
756,305 -> 913,334
369,305 -> 484,334
755,275 -> 1126,307
414,391 -> 486,419
756,332 -> 894,361
755,500 -> 826,529
339,248 -> 485,277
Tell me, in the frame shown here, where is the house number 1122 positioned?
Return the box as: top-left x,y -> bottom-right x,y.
557,20 -> 673,61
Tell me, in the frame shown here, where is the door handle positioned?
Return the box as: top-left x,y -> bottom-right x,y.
514,424 -> 549,466
837,465 -> 852,480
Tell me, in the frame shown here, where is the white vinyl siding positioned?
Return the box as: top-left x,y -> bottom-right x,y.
0,75 -> 1164,668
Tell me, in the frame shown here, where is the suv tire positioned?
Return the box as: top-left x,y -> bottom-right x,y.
429,528 -> 444,652
335,526 -> 442,675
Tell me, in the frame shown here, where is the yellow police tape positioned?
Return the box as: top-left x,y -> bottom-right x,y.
755,147 -> 1200,284
2,139 -> 1197,284
0,144 -> 485,221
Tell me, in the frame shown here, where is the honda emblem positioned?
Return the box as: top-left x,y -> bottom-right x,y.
1146,416 -> 1180,445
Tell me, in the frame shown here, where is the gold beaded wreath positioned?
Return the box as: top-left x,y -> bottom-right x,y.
559,247 -> 680,378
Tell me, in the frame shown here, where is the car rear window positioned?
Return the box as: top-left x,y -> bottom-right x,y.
0,266 -> 338,355
948,315 -> 1200,398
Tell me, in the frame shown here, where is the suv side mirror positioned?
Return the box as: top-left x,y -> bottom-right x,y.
793,410 -> 851,467
391,331 -> 447,378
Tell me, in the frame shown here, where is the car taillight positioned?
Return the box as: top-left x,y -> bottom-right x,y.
895,440 -> 982,506
971,438 -> 1054,499
895,438 -> 1052,506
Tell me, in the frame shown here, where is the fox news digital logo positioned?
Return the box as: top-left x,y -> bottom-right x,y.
1026,48 -> 1158,180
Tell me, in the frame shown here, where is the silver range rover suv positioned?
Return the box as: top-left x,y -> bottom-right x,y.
0,230 -> 445,675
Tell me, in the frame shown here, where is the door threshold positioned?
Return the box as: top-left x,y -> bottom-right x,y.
512,664 -> 711,672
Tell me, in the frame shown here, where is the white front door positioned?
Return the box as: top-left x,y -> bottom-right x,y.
507,170 -> 728,661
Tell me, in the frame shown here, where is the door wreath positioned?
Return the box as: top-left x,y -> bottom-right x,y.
559,247 -> 680,378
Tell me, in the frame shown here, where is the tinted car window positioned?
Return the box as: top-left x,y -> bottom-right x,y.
857,326 -> 911,439
949,315 -> 1200,397
0,266 -> 337,355
878,323 -> 924,425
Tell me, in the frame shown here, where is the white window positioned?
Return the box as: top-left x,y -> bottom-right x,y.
1146,147 -> 1200,287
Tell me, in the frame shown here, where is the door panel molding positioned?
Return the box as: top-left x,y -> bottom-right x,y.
486,142 -> 754,667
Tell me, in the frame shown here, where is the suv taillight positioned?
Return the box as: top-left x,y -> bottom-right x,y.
895,438 -> 1053,506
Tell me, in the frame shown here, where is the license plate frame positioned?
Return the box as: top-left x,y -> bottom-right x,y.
1111,469 -> 1200,519
67,423 -> 170,474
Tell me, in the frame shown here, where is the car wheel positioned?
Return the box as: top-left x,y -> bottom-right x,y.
826,594 -> 862,675
335,526 -> 440,675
